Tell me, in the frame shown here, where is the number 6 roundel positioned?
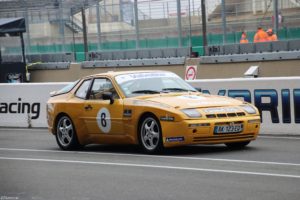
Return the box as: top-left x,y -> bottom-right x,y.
97,108 -> 111,133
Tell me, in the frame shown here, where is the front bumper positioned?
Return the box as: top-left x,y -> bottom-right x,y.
161,116 -> 260,148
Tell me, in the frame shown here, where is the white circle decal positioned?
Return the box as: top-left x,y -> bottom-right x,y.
178,95 -> 207,100
97,108 -> 111,133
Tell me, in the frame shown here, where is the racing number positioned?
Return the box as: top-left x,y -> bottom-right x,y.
97,108 -> 111,133
101,113 -> 107,127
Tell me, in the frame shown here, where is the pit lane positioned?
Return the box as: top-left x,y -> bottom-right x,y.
1,128 -> 300,200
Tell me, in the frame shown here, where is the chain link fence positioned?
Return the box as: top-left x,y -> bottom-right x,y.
1,0 -> 300,59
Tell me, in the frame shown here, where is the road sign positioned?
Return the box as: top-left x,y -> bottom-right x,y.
185,65 -> 197,80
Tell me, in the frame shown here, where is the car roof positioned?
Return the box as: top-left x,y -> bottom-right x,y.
83,70 -> 173,79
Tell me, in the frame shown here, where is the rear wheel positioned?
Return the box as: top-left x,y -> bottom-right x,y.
56,115 -> 80,150
225,141 -> 251,149
138,115 -> 163,154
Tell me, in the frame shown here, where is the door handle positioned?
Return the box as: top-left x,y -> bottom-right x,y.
84,105 -> 93,110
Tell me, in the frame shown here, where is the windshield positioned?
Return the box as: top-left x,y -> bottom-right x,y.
115,72 -> 197,97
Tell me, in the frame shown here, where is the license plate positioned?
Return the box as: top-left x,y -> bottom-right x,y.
214,124 -> 243,134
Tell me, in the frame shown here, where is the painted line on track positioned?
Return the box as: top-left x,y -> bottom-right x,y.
0,147 -> 300,167
0,128 -> 47,132
1,128 -> 300,140
0,156 -> 299,179
258,135 -> 300,140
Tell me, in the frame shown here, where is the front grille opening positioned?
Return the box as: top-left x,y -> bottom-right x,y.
206,112 -> 246,119
193,133 -> 255,142
237,112 -> 246,116
227,113 -> 237,117
217,114 -> 227,118
206,114 -> 216,118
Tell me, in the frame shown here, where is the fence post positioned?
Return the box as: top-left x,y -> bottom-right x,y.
221,0 -> 227,44
96,3 -> 102,51
134,0 -> 140,49
176,0 -> 182,47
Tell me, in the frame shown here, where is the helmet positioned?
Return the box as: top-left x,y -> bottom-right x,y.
267,29 -> 273,33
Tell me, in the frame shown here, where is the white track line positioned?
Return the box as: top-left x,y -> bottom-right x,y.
0,147 -> 299,167
0,128 -> 47,132
1,128 -> 300,139
0,156 -> 299,179
258,135 -> 300,140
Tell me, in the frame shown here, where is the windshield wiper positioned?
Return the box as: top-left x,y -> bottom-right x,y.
132,90 -> 160,94
162,88 -> 197,92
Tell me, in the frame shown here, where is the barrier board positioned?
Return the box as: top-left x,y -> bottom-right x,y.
0,83 -> 68,128
188,77 -> 300,135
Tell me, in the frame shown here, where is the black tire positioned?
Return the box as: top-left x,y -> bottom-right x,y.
225,141 -> 251,149
138,114 -> 163,154
55,115 -> 81,150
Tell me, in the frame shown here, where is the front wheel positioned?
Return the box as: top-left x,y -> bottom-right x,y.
138,115 -> 163,154
56,115 -> 80,150
225,141 -> 251,149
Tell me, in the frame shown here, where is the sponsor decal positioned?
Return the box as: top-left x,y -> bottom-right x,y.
115,72 -> 178,84
0,98 -> 40,119
123,109 -> 132,117
178,95 -> 206,100
187,101 -> 232,107
203,107 -> 240,113
132,100 -> 171,108
160,115 -> 175,121
96,108 -> 111,133
166,137 -> 185,142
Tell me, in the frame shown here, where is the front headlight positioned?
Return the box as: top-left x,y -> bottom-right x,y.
181,109 -> 202,118
240,105 -> 257,114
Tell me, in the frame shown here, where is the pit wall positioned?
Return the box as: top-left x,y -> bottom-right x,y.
1,77 -> 300,136
28,59 -> 300,82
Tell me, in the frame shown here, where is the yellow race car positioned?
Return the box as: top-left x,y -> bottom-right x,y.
47,70 -> 260,153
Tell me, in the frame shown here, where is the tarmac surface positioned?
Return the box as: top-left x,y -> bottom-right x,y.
0,128 -> 300,200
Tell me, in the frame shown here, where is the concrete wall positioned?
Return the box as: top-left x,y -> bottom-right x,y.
28,59 -> 300,82
192,60 -> 300,79
29,64 -> 186,82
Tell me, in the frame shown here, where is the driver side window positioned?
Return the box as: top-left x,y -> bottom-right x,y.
89,78 -> 119,100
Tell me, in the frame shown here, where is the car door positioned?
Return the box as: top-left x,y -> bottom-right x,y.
81,77 -> 124,135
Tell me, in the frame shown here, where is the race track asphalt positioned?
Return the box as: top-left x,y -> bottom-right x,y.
0,128 -> 300,200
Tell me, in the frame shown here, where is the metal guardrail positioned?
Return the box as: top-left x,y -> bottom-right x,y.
88,47 -> 190,61
81,57 -> 186,68
27,62 -> 71,70
202,39 -> 300,64
2,53 -> 75,63
200,51 -> 300,64
83,48 -> 189,68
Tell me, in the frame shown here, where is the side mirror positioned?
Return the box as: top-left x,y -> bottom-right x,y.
102,92 -> 114,104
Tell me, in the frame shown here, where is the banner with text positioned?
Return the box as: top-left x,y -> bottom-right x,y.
188,77 -> 300,135
0,83 -> 68,128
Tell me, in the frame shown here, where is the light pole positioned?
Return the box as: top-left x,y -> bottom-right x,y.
188,0 -> 192,56
201,0 -> 207,49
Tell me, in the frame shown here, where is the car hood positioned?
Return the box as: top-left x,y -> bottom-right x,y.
135,93 -> 243,109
